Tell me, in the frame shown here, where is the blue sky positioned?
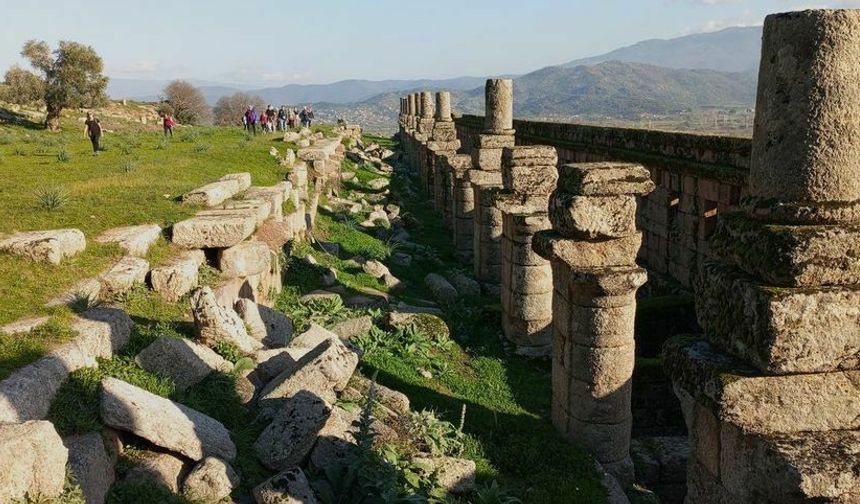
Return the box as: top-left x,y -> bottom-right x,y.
1,0 -> 858,86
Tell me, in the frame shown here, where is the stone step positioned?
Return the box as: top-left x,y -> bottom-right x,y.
0,228 -> 86,264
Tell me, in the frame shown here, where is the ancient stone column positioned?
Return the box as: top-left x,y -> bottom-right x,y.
450,154 -> 476,264
485,79 -> 514,133
467,79 -> 517,294
534,162 -> 655,487
469,170 -> 504,296
414,92 -> 437,193
664,10 -> 860,503
427,91 -> 460,214
497,146 -> 558,355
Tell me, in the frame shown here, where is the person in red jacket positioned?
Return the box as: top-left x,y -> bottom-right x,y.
162,113 -> 175,137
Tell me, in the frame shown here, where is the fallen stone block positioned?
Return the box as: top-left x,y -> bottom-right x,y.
253,467 -> 318,504
218,198 -> 271,226
254,391 -> 332,471
220,172 -> 252,192
0,421 -> 68,502
0,307 -> 132,423
288,323 -> 342,349
182,456 -> 240,502
136,337 -> 232,391
0,315 -> 50,335
0,228 -> 86,264
124,450 -> 188,493
413,456 -> 476,494
182,179 -> 240,207
385,311 -> 450,340
361,259 -> 390,278
64,432 -> 114,504
246,186 -> 286,222
258,338 -> 359,409
425,273 -> 459,305
190,286 -> 263,354
328,316 -> 373,339
99,256 -> 149,298
218,240 -> 271,278
149,250 -> 206,303
253,348 -> 312,383
449,273 -> 481,298
172,213 -> 257,249
96,224 -> 162,257
100,377 -> 236,461
235,298 -> 294,348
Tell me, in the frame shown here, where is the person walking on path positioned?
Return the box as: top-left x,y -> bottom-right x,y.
299,107 -> 308,128
84,112 -> 102,155
260,109 -> 269,133
277,106 -> 287,132
288,108 -> 297,129
162,113 -> 175,137
244,106 -> 258,136
266,105 -> 276,133
306,106 -> 314,128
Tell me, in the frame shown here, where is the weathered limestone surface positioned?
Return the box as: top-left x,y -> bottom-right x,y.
235,298 -> 294,347
172,212 -> 257,249
149,250 -> 206,303
96,224 -> 162,257
0,228 -> 86,264
100,377 -> 237,461
0,421 -> 68,501
218,240 -> 272,278
182,179 -> 241,207
182,457 -> 240,502
220,172 -> 252,192
484,78 -> 514,133
254,391 -> 332,471
65,432 -> 115,504
99,256 -> 149,297
124,450 -> 188,492
135,337 -> 232,391
190,286 -> 263,354
0,307 -> 132,423
254,467 -> 318,504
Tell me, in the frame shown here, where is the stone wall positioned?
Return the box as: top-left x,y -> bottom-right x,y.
455,115 -> 750,287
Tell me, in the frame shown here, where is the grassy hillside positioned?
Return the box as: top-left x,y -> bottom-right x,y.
0,102 -> 304,325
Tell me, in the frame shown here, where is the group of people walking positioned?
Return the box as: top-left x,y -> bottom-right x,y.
243,105 -> 314,135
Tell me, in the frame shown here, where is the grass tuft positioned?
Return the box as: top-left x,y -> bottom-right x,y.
35,186 -> 70,211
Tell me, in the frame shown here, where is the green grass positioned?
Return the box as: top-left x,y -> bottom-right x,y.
0,317 -> 77,380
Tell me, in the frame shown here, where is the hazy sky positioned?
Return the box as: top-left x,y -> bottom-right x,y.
1,0 -> 859,87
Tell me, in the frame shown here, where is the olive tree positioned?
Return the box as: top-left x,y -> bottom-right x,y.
17,40 -> 109,130
0,65 -> 45,105
213,92 -> 265,126
162,80 -> 212,125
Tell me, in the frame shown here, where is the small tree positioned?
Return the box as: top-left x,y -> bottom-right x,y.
213,92 -> 265,126
162,80 -> 212,125
1,65 -> 45,105
18,40 -> 108,130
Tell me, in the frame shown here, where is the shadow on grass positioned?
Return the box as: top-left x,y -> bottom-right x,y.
0,106 -> 43,130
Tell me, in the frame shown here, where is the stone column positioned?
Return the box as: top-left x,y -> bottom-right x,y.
404,94 -> 417,167
664,10 -> 860,503
497,146 -> 558,355
468,79 -> 516,295
534,161 -> 655,487
415,92 -> 437,194
450,154 -> 476,264
427,91 -> 461,214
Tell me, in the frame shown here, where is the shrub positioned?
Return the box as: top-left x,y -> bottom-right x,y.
35,186 -> 69,211
120,159 -> 137,173
13,145 -> 26,156
56,148 -> 71,162
192,143 -> 210,153
162,80 -> 212,125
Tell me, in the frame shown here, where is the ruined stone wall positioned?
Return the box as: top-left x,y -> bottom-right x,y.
455,115 -> 750,287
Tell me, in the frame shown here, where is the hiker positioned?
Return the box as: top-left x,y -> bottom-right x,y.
260,109 -> 269,133
244,106 -> 257,135
162,113 -> 175,137
84,112 -> 102,154
277,106 -> 287,131
266,105 -> 276,133
299,107 -> 308,128
306,106 -> 315,128
287,108 -> 297,129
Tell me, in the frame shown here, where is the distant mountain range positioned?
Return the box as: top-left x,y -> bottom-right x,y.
108,26 -> 763,133
562,26 -> 762,73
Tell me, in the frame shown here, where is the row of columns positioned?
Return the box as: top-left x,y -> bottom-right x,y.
398,80 -> 651,486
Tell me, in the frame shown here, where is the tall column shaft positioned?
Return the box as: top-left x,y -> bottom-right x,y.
485,79 -> 514,133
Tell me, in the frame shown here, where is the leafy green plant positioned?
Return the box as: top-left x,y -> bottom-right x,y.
13,145 -> 26,156
120,159 -> 137,173
35,185 -> 70,211
193,142 -> 210,153
473,481 -> 522,504
56,148 -> 71,162
405,409 -> 466,457
214,340 -> 243,363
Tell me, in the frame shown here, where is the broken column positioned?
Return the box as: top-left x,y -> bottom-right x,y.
498,146 -> 558,355
428,91 -> 461,214
664,10 -> 860,503
468,79 -> 516,295
534,161 -> 655,487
